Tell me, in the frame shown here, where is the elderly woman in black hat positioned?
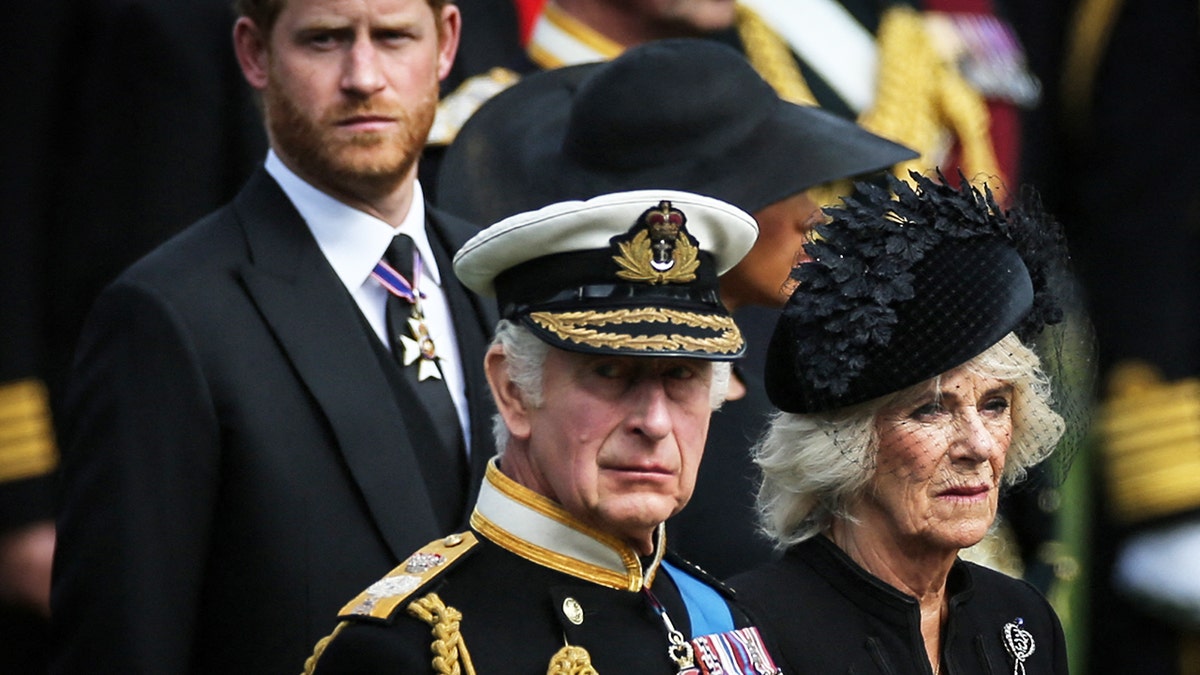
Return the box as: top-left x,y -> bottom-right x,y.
729,173 -> 1078,674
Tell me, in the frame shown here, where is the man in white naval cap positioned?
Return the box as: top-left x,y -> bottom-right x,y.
305,190 -> 784,675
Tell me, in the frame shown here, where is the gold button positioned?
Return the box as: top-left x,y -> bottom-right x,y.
562,597 -> 584,625
443,534 -> 463,547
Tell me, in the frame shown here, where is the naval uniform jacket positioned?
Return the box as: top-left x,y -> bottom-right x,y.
307,461 -> 782,674
729,536 -> 1069,674
51,167 -> 497,674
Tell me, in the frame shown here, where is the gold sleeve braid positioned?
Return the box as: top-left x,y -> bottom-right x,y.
408,593 -> 477,675
1098,361 -> 1200,524
0,379 -> 59,483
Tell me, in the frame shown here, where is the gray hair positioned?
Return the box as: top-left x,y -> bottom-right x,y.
754,332 -> 1064,548
489,320 -> 732,455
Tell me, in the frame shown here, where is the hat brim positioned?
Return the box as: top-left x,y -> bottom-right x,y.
436,62 -> 918,226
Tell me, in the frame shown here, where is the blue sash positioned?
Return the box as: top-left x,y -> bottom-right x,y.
659,559 -> 734,638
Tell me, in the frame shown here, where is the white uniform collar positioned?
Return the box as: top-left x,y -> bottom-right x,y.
471,459 -> 666,592
264,150 -> 442,290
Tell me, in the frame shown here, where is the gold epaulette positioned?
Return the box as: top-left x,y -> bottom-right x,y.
338,532 -> 478,621
0,379 -> 59,483
427,68 -> 522,147
1099,362 -> 1200,524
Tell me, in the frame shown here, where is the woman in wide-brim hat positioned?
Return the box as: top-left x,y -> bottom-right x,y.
729,172 -> 1086,674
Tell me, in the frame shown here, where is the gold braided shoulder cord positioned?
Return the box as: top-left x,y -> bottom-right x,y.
737,4 -> 1001,203
859,6 -> 949,178
735,4 -> 818,105
408,593 -> 477,675
879,6 -> 999,185
303,622 -> 349,675
934,54 -> 1003,187
862,6 -> 1000,186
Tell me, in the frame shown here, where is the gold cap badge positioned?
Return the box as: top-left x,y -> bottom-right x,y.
612,201 -> 700,284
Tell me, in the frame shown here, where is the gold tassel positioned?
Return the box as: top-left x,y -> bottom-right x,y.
547,644 -> 600,675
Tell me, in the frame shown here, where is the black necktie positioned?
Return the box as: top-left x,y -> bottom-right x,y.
383,233 -> 467,526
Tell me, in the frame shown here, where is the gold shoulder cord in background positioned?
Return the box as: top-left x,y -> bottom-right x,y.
740,4 -> 1000,206
859,6 -> 999,187
735,4 -> 817,106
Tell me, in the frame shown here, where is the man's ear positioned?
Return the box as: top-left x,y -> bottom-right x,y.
435,4 -> 462,82
233,17 -> 270,90
484,344 -> 532,442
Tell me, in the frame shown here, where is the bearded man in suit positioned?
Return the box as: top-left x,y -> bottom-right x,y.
50,0 -> 497,672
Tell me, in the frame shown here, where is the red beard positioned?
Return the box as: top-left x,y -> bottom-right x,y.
263,68 -> 437,201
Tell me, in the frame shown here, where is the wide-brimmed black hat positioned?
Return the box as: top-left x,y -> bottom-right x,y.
765,172 -> 1070,413
454,189 -> 758,360
436,39 -> 917,226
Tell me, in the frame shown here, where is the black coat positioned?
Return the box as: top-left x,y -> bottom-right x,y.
51,168 -> 497,674
729,536 -> 1069,674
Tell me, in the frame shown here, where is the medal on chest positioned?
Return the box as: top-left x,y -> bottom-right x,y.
399,307 -> 444,381
373,252 -> 445,381
643,588 -> 782,675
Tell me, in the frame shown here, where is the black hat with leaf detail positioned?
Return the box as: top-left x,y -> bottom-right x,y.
765,172 -> 1074,414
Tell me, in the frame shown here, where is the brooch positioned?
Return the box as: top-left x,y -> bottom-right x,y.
1002,617 -> 1035,675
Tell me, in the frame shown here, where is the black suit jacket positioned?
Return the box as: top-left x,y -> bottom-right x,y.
51,168 -> 497,674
